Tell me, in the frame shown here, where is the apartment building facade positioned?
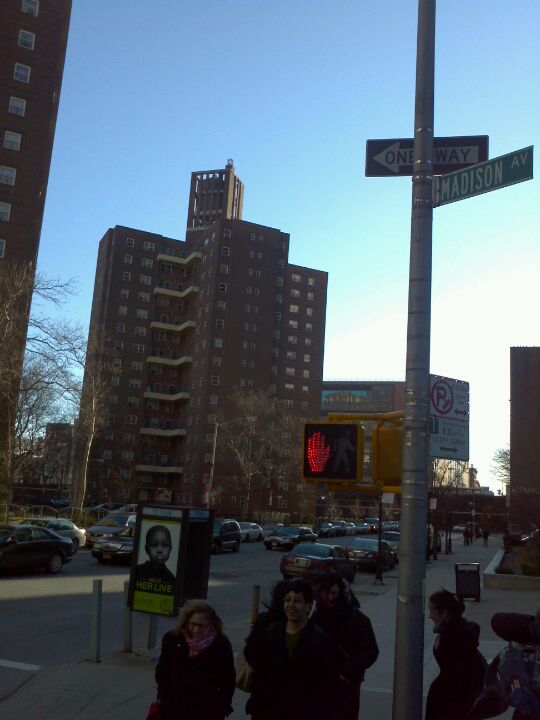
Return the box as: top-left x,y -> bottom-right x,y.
82,165 -> 327,519
0,0 -> 72,486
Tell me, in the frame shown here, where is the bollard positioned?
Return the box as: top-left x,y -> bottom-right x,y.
123,580 -> 133,653
250,584 -> 261,624
90,579 -> 103,663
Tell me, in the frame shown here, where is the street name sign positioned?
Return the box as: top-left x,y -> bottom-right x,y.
433,145 -> 533,207
365,135 -> 489,177
429,375 -> 469,461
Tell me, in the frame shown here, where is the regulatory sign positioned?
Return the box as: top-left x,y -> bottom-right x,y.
433,145 -> 533,207
429,375 -> 469,461
365,135 -> 489,177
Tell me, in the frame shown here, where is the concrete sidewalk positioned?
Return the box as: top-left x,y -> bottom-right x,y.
1,538 -> 536,720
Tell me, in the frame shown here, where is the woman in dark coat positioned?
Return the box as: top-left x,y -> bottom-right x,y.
426,590 -> 485,720
155,599 -> 235,720
312,572 -> 379,720
244,578 -> 340,720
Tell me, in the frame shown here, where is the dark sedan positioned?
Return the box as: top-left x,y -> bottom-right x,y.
85,513 -> 136,548
0,524 -> 74,574
346,537 -> 396,572
280,543 -> 356,583
91,526 -> 135,564
264,526 -> 318,550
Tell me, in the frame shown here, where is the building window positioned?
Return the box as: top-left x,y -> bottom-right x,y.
306,307 -> 313,316
121,451 -> 134,462
138,291 -> 149,302
285,383 -> 294,392
302,385 -> 309,394
290,289 -> 300,298
292,273 -> 301,283
286,350 -> 296,360
217,300 -> 226,311
306,322 -> 313,332
140,274 -> 152,285
210,376 -> 220,386
215,319 -> 225,330
110,375 -> 120,386
287,335 -> 297,345
143,240 -> 154,250
114,340 -> 124,351
285,367 -> 295,377
125,415 -> 138,425
219,264 -> 229,274
275,294 -> 283,304
141,257 -> 153,268
127,397 -> 139,408
276,276 -> 284,286
116,322 -> 125,333
308,277 -> 315,286
307,292 -> 315,301
122,271 -> 131,281
134,326 -> 146,336
214,337 -> 223,349
132,343 -> 145,353
289,305 -> 299,314
218,283 -> 227,293
125,237 -> 135,247
0,239 -> 5,258
130,360 -> 143,371
304,354 -> 311,363
118,305 -> 127,315
136,309 -> 148,320
22,0 -> 39,15
124,254 -> 133,264
8,97 -> 26,116
18,30 -> 36,50
209,394 -> 218,406
120,288 -> 129,299
3,131 -> 21,151
303,370 -> 310,379
0,203 -> 12,222
128,378 -> 141,389
13,63 -> 31,83
305,337 -> 312,346
0,167 -> 16,186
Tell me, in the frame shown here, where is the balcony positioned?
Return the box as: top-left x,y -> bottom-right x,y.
156,251 -> 202,266
153,284 -> 199,300
146,353 -> 193,367
140,420 -> 187,438
150,319 -> 195,334
144,388 -> 190,402
136,463 -> 183,474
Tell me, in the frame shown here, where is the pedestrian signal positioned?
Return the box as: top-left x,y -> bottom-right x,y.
302,422 -> 363,482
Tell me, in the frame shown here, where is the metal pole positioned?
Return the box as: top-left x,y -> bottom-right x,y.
90,579 -> 102,663
123,580 -> 133,653
392,2 -> 435,719
374,494 -> 384,584
142,613 -> 158,650
207,421 -> 218,509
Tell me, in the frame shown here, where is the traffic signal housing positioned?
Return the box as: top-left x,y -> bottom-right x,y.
371,422 -> 403,487
302,422 -> 363,482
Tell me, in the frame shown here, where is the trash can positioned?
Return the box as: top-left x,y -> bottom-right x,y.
455,562 -> 481,601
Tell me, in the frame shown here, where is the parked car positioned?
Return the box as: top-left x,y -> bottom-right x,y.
354,522 -> 371,535
238,522 -> 264,542
85,503 -> 125,514
363,517 -> 380,533
312,522 -> 335,538
212,518 -> 242,553
21,517 -> 86,552
381,531 -> 401,560
0,524 -> 74,574
92,526 -> 134,564
343,522 -> 357,536
330,520 -> 347,536
264,526 -> 318,551
281,542 -> 356,584
346,537 -> 395,571
261,523 -> 284,538
85,513 -> 136,548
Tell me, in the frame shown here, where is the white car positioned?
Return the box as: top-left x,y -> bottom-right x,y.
238,522 -> 264,542
22,517 -> 86,552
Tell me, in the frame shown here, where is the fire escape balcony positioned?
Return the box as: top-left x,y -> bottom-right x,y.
156,250 -> 202,266
146,353 -> 193,367
144,389 -> 190,402
150,319 -> 195,334
153,285 -> 199,300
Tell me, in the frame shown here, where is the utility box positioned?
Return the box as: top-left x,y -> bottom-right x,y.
455,562 -> 481,601
180,508 -> 213,603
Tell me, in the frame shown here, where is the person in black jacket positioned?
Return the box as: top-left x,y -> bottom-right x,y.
244,578 -> 340,720
426,589 -> 486,720
155,599 -> 235,720
312,572 -> 379,720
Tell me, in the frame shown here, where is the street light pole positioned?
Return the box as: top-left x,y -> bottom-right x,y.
207,421 -> 219,509
392,2 -> 436,719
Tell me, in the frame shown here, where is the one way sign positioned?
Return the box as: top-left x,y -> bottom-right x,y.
365,135 -> 489,177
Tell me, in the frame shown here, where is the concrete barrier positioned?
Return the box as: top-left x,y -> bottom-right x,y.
483,546 -> 540,591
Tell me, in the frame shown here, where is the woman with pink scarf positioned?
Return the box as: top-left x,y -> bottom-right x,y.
155,600 -> 235,720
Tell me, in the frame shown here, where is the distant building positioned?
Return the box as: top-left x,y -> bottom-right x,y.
0,0 -> 72,485
510,346 -> 540,527
78,162 -> 327,519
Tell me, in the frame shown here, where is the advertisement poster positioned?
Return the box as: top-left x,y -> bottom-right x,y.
129,506 -> 182,616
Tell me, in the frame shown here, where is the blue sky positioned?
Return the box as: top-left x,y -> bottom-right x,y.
39,1 -> 539,491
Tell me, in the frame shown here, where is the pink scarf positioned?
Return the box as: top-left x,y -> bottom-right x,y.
181,627 -> 217,657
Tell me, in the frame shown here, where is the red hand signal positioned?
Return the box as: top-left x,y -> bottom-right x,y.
307,431 -> 331,472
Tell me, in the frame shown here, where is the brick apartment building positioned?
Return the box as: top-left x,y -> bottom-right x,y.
0,0 -> 72,484
80,162 -> 327,519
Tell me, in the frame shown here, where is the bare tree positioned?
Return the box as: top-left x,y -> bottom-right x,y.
218,389 -> 307,519
491,446 -> 510,490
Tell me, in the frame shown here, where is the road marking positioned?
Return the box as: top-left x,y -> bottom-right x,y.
0,659 -> 41,672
